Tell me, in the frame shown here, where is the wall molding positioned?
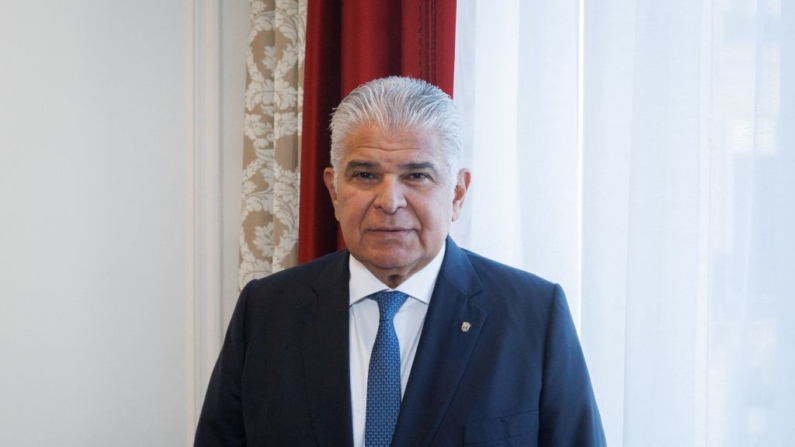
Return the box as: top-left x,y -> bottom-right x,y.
185,0 -> 222,443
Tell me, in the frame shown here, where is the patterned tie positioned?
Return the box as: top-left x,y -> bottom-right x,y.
365,290 -> 408,447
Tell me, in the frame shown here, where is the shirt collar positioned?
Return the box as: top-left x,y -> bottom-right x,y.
348,241 -> 446,306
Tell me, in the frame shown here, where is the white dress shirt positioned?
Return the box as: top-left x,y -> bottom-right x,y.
348,244 -> 446,447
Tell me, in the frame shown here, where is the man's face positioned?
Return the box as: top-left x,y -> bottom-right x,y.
324,125 -> 470,288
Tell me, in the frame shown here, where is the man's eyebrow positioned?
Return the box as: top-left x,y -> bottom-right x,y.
344,160 -> 376,171
400,162 -> 438,172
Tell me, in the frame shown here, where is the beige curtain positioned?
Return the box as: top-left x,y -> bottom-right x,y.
239,0 -> 307,289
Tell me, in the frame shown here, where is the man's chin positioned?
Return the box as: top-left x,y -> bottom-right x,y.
362,230 -> 415,245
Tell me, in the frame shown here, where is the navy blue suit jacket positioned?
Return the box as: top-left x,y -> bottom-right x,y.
195,238 -> 606,446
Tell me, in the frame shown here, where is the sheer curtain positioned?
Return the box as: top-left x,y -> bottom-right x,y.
453,0 -> 795,446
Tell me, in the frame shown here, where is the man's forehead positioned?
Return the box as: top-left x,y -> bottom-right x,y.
346,122 -> 440,145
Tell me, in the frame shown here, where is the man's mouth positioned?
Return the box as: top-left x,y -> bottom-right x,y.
368,227 -> 412,234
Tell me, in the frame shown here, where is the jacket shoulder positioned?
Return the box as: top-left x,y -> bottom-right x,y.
460,247 -> 559,298
244,250 -> 347,292
235,250 -> 349,317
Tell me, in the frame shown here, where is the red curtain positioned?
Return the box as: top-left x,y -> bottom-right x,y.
298,0 -> 457,263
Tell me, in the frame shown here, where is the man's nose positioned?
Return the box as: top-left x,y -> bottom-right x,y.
373,176 -> 407,214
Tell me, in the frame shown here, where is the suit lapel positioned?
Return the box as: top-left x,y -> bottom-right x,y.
392,238 -> 487,447
299,252 -> 354,447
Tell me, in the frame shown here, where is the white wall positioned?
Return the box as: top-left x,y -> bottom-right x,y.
0,1 -> 248,445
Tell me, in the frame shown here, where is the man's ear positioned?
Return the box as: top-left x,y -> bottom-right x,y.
323,167 -> 338,208
451,169 -> 471,222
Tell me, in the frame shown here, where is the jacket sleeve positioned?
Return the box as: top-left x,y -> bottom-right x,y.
538,284 -> 607,447
193,283 -> 252,447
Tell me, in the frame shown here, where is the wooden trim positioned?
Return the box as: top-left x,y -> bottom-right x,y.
185,0 -> 222,443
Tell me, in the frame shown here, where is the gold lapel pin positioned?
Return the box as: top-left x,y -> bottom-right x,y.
461,322 -> 471,333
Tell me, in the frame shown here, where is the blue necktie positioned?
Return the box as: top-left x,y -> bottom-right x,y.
365,290 -> 408,447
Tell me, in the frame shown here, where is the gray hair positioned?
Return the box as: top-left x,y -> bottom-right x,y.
329,76 -> 463,187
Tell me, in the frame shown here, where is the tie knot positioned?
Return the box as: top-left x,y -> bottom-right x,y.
369,290 -> 408,322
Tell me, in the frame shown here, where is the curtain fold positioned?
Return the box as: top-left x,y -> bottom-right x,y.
238,0 -> 307,288
298,0 -> 457,264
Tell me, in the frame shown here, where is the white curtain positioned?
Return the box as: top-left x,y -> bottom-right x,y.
453,0 -> 795,446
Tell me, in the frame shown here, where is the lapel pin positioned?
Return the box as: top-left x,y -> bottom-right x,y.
461,322 -> 471,333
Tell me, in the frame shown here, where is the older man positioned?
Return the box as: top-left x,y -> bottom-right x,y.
195,77 -> 605,446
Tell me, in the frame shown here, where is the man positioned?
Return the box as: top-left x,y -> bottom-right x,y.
195,77 -> 606,446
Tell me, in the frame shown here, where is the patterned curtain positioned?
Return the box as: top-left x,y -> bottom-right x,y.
239,0 -> 307,289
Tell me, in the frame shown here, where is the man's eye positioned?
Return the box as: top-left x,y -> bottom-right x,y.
407,173 -> 430,181
353,172 -> 375,180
